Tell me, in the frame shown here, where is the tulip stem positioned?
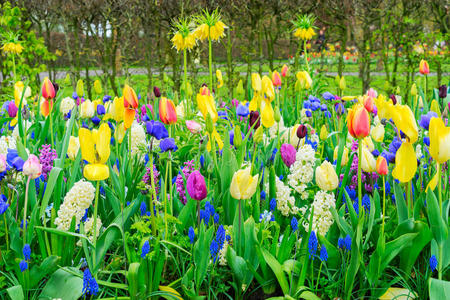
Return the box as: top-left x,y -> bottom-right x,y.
437,164 -> 444,280
238,199 -> 242,256
381,176 -> 386,236
92,180 -> 100,273
197,201 -> 200,228
23,176 -> 31,244
164,156 -> 169,238
49,111 -> 54,147
357,140 -> 362,218
4,214 -> 8,250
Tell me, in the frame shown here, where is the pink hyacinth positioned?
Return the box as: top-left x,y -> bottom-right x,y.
176,160 -> 195,205
142,165 -> 160,201
280,143 -> 296,168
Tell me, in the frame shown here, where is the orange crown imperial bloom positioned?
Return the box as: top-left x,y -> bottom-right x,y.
41,77 -> 55,100
159,97 -> 177,125
419,59 -> 429,75
123,84 -> 139,129
376,156 -> 388,176
347,104 -> 370,139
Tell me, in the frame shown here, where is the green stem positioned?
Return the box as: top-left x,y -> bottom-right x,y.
437,163 -> 443,280
183,49 -> 188,116
197,201 -> 200,228
381,176 -> 386,236
357,140 -> 362,218
238,200 -> 242,256
316,261 -> 323,291
304,40 -> 309,73
407,181 -> 412,217
49,111 -> 54,147
164,156 -> 169,238
12,54 -> 16,82
23,177 -> 31,244
208,34 -> 213,90
92,180 -> 100,273
3,214 -> 8,250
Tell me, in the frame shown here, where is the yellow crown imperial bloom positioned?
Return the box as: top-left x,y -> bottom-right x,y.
79,123 -> 111,181
1,42 -> 24,54
392,142 -> 417,183
194,10 -> 227,42
230,167 -> 259,200
429,117 -> 450,164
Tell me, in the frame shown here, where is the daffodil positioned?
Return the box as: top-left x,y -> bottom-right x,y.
79,123 -> 111,181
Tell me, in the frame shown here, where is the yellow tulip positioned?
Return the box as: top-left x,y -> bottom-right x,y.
261,75 -> 275,100
429,117 -> 450,164
389,104 -> 418,143
361,147 -> 376,173
425,166 -> 438,192
67,136 -> 80,160
334,146 -> 349,167
392,142 -> 417,183
296,71 -> 312,89
196,93 -> 218,123
430,100 -> 441,117
112,97 -> 125,123
14,81 -> 31,106
76,79 -> 84,97
216,69 -> 223,89
339,76 -> 346,90
251,73 -> 262,92
363,136 -> 375,152
79,123 -> 111,181
371,124 -> 385,142
115,123 -> 126,144
206,128 -> 224,152
80,99 -> 95,118
94,79 -> 103,95
315,161 -> 339,191
260,99 -> 275,128
230,167 -> 259,200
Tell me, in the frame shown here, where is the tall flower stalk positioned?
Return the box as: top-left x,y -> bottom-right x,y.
292,14 -> 316,72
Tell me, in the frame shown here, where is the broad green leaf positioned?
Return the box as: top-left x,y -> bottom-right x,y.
260,247 -> 289,295
426,189 -> 448,245
429,278 -> 450,300
39,269 -> 83,300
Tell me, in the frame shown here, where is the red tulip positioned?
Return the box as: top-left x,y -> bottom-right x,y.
159,97 -> 177,125
272,70 -> 282,87
364,96 -> 374,113
376,156 -> 388,176
347,104 -> 370,139
41,77 -> 55,100
419,60 -> 429,75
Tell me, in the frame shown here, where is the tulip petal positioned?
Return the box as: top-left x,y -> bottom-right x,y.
97,123 -> 111,164
124,108 -> 135,129
392,142 -> 417,183
425,166 -> 438,192
261,100 -> 275,128
79,128 -> 95,164
84,164 -> 110,181
230,172 -> 241,199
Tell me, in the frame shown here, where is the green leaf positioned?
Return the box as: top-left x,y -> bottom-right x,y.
30,255 -> 60,289
394,183 -> 408,223
56,105 -> 78,169
260,247 -> 289,295
39,269 -> 83,300
429,278 -> 450,300
426,189 -> 448,245
7,285 -> 24,300
226,246 -> 247,284
39,167 -> 62,218
127,262 -> 141,300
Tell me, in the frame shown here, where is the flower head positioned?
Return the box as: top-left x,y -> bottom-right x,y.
23,154 -> 42,179
292,14 -> 317,40
82,268 -> 99,296
19,260 -> 28,272
194,9 -> 227,41
280,143 -> 296,168
319,245 -> 328,262
429,255 -> 437,272
186,170 -> 207,201
79,123 -> 111,181
188,226 -> 195,244
308,231 -> 318,259
315,161 -> 338,191
141,240 -> 150,258
230,167 -> 259,200
146,120 -> 169,140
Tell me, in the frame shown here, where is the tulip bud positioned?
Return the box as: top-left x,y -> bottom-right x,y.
430,99 -> 441,117
7,101 -> 18,118
333,146 -> 349,167
64,73 -> 71,85
364,96 -> 374,113
23,154 -> 42,179
253,126 -> 263,143
320,125 -> 328,140
236,79 -> 245,99
438,85 -> 447,99
0,154 -> 6,172
205,114 -> 214,134
159,97 -> 177,125
281,64 -> 288,77
76,79 -> 84,97
296,124 -> 307,139
272,70 -> 282,87
153,86 -> 161,98
376,156 -> 388,176
186,170 -> 207,201
389,94 -> 397,105
251,73 -> 262,92
371,124 -> 385,142
186,120 -> 201,134
233,126 -> 242,148
274,106 -> 281,122
94,79 -> 103,95
419,59 -> 429,75
361,147 -> 376,173
339,76 -> 346,90
347,104 -> 370,139
315,161 -> 338,191
334,75 -> 340,86
41,77 -> 55,100
249,110 -> 261,130
280,143 -> 296,167
410,83 -> 417,97
186,81 -> 193,97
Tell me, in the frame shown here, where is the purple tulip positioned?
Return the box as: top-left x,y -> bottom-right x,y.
7,102 -> 18,118
186,170 -> 207,201
249,111 -> 260,130
153,86 -> 161,98
280,143 -> 296,168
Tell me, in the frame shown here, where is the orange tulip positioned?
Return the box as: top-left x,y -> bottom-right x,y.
159,97 -> 177,125
347,104 -> 370,139
40,98 -> 53,117
272,70 -> 282,87
419,59 -> 429,75
200,86 -> 211,96
281,64 -> 288,77
123,85 -> 138,129
376,156 -> 388,176
41,77 -> 55,100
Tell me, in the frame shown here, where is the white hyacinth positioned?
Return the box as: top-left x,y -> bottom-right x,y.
0,135 -> 16,156
300,191 -> 335,236
55,179 -> 96,231
288,144 -> 316,198
131,122 -> 148,157
60,97 -> 75,115
267,177 -> 299,217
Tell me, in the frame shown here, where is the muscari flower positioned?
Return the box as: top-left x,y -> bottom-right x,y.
82,268 -> 99,296
291,217 -> 298,232
319,245 -> 328,262
429,255 -> 437,272
23,244 -> 31,260
269,198 -> 276,211
188,226 -> 195,244
141,240 -> 150,258
0,195 -> 9,215
308,231 -> 318,259
19,260 -> 28,272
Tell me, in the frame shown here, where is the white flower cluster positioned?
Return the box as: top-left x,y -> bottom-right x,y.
416,144 -> 423,160
131,122 -> 148,157
300,191 -> 335,236
55,179 -> 96,231
259,210 -> 273,223
12,120 -> 32,140
270,177 -> 299,216
0,135 -> 16,155
218,226 -> 232,266
288,144 -> 316,199
60,97 -> 75,115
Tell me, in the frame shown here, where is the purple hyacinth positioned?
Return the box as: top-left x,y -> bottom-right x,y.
39,144 -> 57,180
176,160 -> 195,205
142,165 -> 160,201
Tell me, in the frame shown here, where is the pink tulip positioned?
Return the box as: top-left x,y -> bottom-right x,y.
186,120 -> 202,134
366,88 -> 377,99
280,143 -> 296,168
186,170 -> 207,201
281,64 -> 288,77
0,154 -> 6,172
23,154 -> 42,179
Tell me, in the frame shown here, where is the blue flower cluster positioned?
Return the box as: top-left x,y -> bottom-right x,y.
188,226 -> 195,244
308,231 -> 318,259
0,195 -> 9,215
141,240 -> 150,258
338,235 -> 352,252
83,268 -> 99,296
200,201 -> 216,225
